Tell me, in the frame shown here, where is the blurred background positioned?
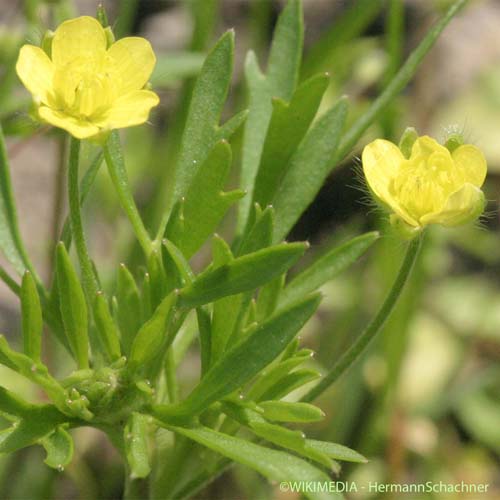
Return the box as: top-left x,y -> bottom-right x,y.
0,0 -> 499,498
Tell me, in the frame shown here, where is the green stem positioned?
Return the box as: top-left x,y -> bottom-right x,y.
301,234 -> 423,403
165,348 -> 178,404
103,132 -> 152,256
68,137 -> 99,302
0,265 -> 20,296
335,0 -> 467,161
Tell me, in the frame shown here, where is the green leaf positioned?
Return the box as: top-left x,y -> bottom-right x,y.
55,242 -> 89,369
0,405 -> 66,455
266,0 -> 303,101
0,336 -> 67,411
20,270 -> 43,362
0,386 -> 32,419
237,0 -> 304,233
92,292 -> 122,362
272,97 -> 348,242
161,239 -> 195,294
128,291 -> 178,375
247,349 -> 314,400
256,273 -> 285,321
147,248 -> 167,311
166,141 -> 244,258
222,401 -> 334,470
215,109 -> 249,144
41,426 -> 74,470
237,52 -> 272,235
161,425 -> 340,500
150,52 -> 205,87
280,232 -> 379,308
306,439 -> 368,464
259,401 -> 325,423
210,236 -> 242,365
165,293 -> 320,416
259,369 -> 321,401
196,306 -> 212,376
170,31 -> 234,209
125,413 -> 151,478
236,205 -> 274,257
116,263 -> 142,356
178,243 -> 307,309
0,124 -> 30,275
252,73 -> 329,208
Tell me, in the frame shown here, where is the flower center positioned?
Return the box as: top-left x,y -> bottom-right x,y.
53,55 -> 118,119
391,150 -> 462,221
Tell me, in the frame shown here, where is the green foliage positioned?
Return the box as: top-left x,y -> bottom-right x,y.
0,0 -> 470,498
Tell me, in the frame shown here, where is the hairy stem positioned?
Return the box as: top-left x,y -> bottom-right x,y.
103,132 -> 152,256
301,234 -> 423,403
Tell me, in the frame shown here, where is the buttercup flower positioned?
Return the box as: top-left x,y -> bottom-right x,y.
16,16 -> 159,140
362,133 -> 487,238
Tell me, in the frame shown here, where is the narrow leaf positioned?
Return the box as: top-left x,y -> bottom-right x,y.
116,263 -> 142,356
20,270 -> 42,362
253,73 -> 329,208
166,141 -> 244,258
159,425 -> 340,500
128,291 -> 178,374
267,0 -> 304,101
55,243 -> 89,369
125,413 -> 151,479
171,31 -> 234,206
237,0 -> 304,232
178,243 -> 307,309
0,336 -> 67,410
280,231 -> 379,307
93,292 -> 122,362
272,97 -> 348,242
259,401 -> 325,423
307,439 -> 368,463
167,293 -> 321,415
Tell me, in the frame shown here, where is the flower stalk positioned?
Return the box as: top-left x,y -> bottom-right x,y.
302,233 -> 423,403
68,136 -> 99,302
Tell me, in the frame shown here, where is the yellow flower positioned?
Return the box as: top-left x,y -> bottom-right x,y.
16,16 -> 159,140
362,134 -> 487,237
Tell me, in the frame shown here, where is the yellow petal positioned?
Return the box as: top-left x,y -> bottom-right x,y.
362,139 -> 418,226
52,16 -> 106,68
38,106 -> 100,139
420,183 -> 485,227
452,144 -> 487,188
362,139 -> 403,202
410,135 -> 448,159
16,45 -> 54,103
107,37 -> 156,94
99,90 -> 159,129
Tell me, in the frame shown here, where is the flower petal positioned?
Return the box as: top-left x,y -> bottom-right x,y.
362,139 -> 418,225
98,90 -> 159,129
107,37 -> 156,94
420,183 -> 485,227
362,139 -> 404,202
409,135 -> 448,159
38,106 -> 100,139
16,45 -> 54,104
52,16 -> 107,67
452,144 -> 487,188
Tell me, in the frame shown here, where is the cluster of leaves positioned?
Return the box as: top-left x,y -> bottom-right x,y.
0,0 -> 466,498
